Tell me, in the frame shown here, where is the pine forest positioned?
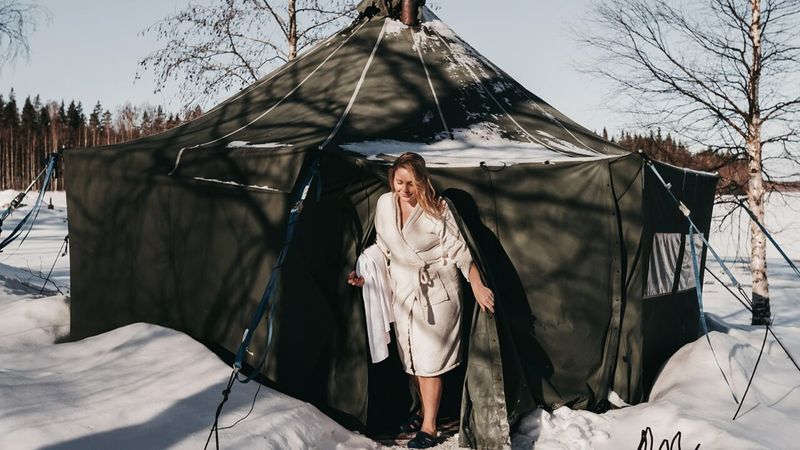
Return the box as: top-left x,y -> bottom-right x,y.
0,89 -> 202,190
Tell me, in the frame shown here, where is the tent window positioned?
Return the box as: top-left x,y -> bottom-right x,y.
645,232 -> 704,298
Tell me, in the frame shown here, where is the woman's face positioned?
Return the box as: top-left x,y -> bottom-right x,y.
393,166 -> 418,206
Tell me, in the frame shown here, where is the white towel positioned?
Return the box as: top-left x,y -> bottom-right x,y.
356,244 -> 394,363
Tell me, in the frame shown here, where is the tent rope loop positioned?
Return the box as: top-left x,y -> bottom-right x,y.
636,426 -> 700,450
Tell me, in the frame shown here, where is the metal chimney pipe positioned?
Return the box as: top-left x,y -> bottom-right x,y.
401,0 -> 418,26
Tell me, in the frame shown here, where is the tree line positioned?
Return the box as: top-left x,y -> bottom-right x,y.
0,89 -> 202,190
608,128 -> 799,195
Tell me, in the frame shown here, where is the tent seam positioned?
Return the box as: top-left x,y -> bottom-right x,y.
413,28 -> 451,139
319,18 -> 388,150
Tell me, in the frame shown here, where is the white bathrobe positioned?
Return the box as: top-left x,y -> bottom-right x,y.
374,192 -> 474,377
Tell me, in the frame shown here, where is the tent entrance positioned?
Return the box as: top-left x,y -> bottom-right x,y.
364,278 -> 476,438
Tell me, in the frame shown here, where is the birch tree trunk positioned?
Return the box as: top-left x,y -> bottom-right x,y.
580,0 -> 800,324
288,0 -> 297,61
747,0 -> 770,325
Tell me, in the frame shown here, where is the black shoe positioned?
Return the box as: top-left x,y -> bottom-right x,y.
407,431 -> 438,449
399,413 -> 423,434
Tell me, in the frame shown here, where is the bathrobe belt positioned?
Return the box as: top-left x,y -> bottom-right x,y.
393,257 -> 446,321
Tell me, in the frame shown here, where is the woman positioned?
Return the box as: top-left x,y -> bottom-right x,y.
348,152 -> 494,449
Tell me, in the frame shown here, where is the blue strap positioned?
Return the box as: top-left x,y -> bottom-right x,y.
1,164 -> 48,225
233,157 -> 320,382
0,155 -> 58,252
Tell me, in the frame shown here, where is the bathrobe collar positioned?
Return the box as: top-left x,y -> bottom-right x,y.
394,193 -> 423,235
386,193 -> 427,267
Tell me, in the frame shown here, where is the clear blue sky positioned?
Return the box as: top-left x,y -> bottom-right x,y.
0,0 -> 623,134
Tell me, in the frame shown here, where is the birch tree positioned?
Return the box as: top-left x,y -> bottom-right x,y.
138,0 -> 356,106
581,0 -> 800,325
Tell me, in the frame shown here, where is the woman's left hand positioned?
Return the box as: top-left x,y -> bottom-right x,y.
468,263 -> 495,313
471,283 -> 495,314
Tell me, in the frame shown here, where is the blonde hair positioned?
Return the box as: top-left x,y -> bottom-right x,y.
389,152 -> 444,218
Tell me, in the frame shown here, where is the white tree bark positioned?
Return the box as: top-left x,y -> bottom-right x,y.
747,0 -> 770,325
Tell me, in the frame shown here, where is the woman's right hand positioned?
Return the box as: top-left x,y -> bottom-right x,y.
347,271 -> 365,287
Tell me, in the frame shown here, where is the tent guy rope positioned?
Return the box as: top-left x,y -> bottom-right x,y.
319,18 -> 388,150
0,153 -> 59,254
0,165 -> 47,228
688,222 -> 739,403
736,197 -> 800,280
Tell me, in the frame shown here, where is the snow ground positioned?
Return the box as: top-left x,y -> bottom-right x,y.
1,189 -> 799,449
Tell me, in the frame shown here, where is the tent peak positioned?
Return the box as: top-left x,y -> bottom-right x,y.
357,0 -> 426,24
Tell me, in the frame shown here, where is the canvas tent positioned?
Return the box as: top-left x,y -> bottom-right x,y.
64,2 -> 718,448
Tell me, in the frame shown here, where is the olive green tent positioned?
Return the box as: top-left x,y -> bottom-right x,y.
64,2 -> 718,448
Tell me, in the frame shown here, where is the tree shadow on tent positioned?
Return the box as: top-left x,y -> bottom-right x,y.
443,188 -> 553,426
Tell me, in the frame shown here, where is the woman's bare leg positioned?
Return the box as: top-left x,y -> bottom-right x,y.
411,375 -> 424,416
417,375 -> 442,435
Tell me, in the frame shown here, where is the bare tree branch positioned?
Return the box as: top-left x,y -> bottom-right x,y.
578,0 -> 800,325
138,0 -> 356,107
0,0 -> 49,67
